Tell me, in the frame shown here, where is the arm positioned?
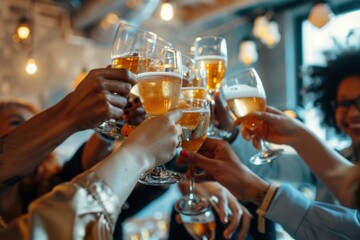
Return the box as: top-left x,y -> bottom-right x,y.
267,184 -> 360,240
0,68 -> 136,186
177,139 -> 360,239
244,106 -> 354,206
1,109 -> 183,239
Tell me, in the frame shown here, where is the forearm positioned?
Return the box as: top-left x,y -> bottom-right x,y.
0,101 -> 77,184
267,184 -> 360,239
93,145 -> 150,205
292,127 -> 354,206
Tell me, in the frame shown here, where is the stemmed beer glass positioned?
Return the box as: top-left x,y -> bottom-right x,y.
221,68 -> 283,165
175,98 -> 211,215
193,36 -> 231,139
136,44 -> 184,185
95,22 -> 157,138
181,55 -> 208,100
179,209 -> 216,240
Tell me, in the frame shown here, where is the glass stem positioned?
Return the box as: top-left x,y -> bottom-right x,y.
208,93 -> 216,132
188,164 -> 196,200
259,139 -> 274,158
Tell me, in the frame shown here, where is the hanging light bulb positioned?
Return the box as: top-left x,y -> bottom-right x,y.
160,1 -> 174,21
26,58 -> 37,74
16,16 -> 31,40
308,1 -> 334,28
262,20 -> 281,48
238,39 -> 258,65
252,15 -> 269,39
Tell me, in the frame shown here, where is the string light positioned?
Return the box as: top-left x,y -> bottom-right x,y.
26,58 -> 37,74
160,1 -> 174,21
238,39 -> 258,65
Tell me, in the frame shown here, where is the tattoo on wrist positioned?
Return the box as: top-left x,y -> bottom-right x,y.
255,190 -> 267,205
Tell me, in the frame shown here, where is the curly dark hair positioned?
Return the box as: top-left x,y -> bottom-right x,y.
306,48 -> 360,134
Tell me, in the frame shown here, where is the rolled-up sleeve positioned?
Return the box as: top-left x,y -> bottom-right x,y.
1,171 -> 121,240
266,184 -> 360,240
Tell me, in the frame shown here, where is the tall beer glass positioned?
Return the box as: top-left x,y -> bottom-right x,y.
137,45 -> 184,185
95,23 -> 157,138
193,36 -> 231,139
221,68 -> 283,165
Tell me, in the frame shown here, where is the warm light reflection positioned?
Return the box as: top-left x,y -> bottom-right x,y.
160,2 -> 174,21
26,58 -> 37,74
17,25 -> 31,40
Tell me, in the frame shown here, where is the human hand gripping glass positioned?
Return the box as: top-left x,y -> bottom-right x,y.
193,36 -> 232,140
136,44 -> 184,185
221,68 -> 283,165
95,22 -> 157,138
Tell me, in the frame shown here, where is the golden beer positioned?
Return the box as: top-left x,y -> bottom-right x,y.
195,56 -> 226,92
137,72 -> 182,116
177,99 -> 210,152
183,220 -> 216,240
111,54 -> 139,74
181,87 -> 208,100
227,97 -> 266,130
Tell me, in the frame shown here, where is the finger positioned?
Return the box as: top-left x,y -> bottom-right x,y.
101,79 -> 133,97
251,135 -> 261,150
106,94 -> 128,109
92,68 -> 137,86
266,105 -> 284,115
237,207 -> 252,240
241,127 -> 253,141
166,109 -> 183,123
177,150 -> 217,172
216,194 -> 229,224
223,201 -> 240,239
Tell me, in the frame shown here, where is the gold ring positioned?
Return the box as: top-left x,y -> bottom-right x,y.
176,135 -> 182,148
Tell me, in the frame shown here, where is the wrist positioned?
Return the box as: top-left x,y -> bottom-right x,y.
256,183 -> 279,234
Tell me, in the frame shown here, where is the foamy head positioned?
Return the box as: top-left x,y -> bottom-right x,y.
194,55 -> 226,62
222,84 -> 265,99
137,72 -> 182,80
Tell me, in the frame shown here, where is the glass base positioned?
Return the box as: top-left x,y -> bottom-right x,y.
138,169 -> 184,186
207,126 -> 232,140
249,148 -> 283,165
95,119 -> 123,138
175,195 -> 211,215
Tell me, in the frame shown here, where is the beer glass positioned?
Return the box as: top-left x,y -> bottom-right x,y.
137,45 -> 184,185
193,36 -> 231,139
179,209 -> 216,240
181,55 -> 208,100
95,22 -> 157,138
175,98 -> 211,215
221,68 -> 283,165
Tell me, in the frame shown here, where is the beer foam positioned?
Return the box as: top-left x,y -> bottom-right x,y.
222,85 -> 265,99
194,55 -> 226,61
137,72 -> 182,80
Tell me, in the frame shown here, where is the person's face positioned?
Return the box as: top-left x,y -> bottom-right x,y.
335,76 -> 360,144
0,105 -> 34,136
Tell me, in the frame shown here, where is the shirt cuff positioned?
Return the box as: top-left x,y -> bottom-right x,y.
266,183 -> 311,236
71,171 -> 121,228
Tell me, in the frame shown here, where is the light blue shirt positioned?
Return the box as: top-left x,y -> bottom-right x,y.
266,184 -> 360,240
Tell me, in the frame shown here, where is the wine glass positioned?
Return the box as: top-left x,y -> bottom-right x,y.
221,67 -> 283,165
136,44 -> 184,185
193,36 -> 231,140
181,55 -> 208,100
175,98 -> 211,215
95,22 -> 157,138
179,209 -> 216,240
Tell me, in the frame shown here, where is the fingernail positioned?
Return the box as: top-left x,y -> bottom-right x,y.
224,215 -> 228,223
180,150 -> 189,158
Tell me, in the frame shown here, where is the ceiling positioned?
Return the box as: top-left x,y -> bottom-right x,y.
3,0 -> 310,45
